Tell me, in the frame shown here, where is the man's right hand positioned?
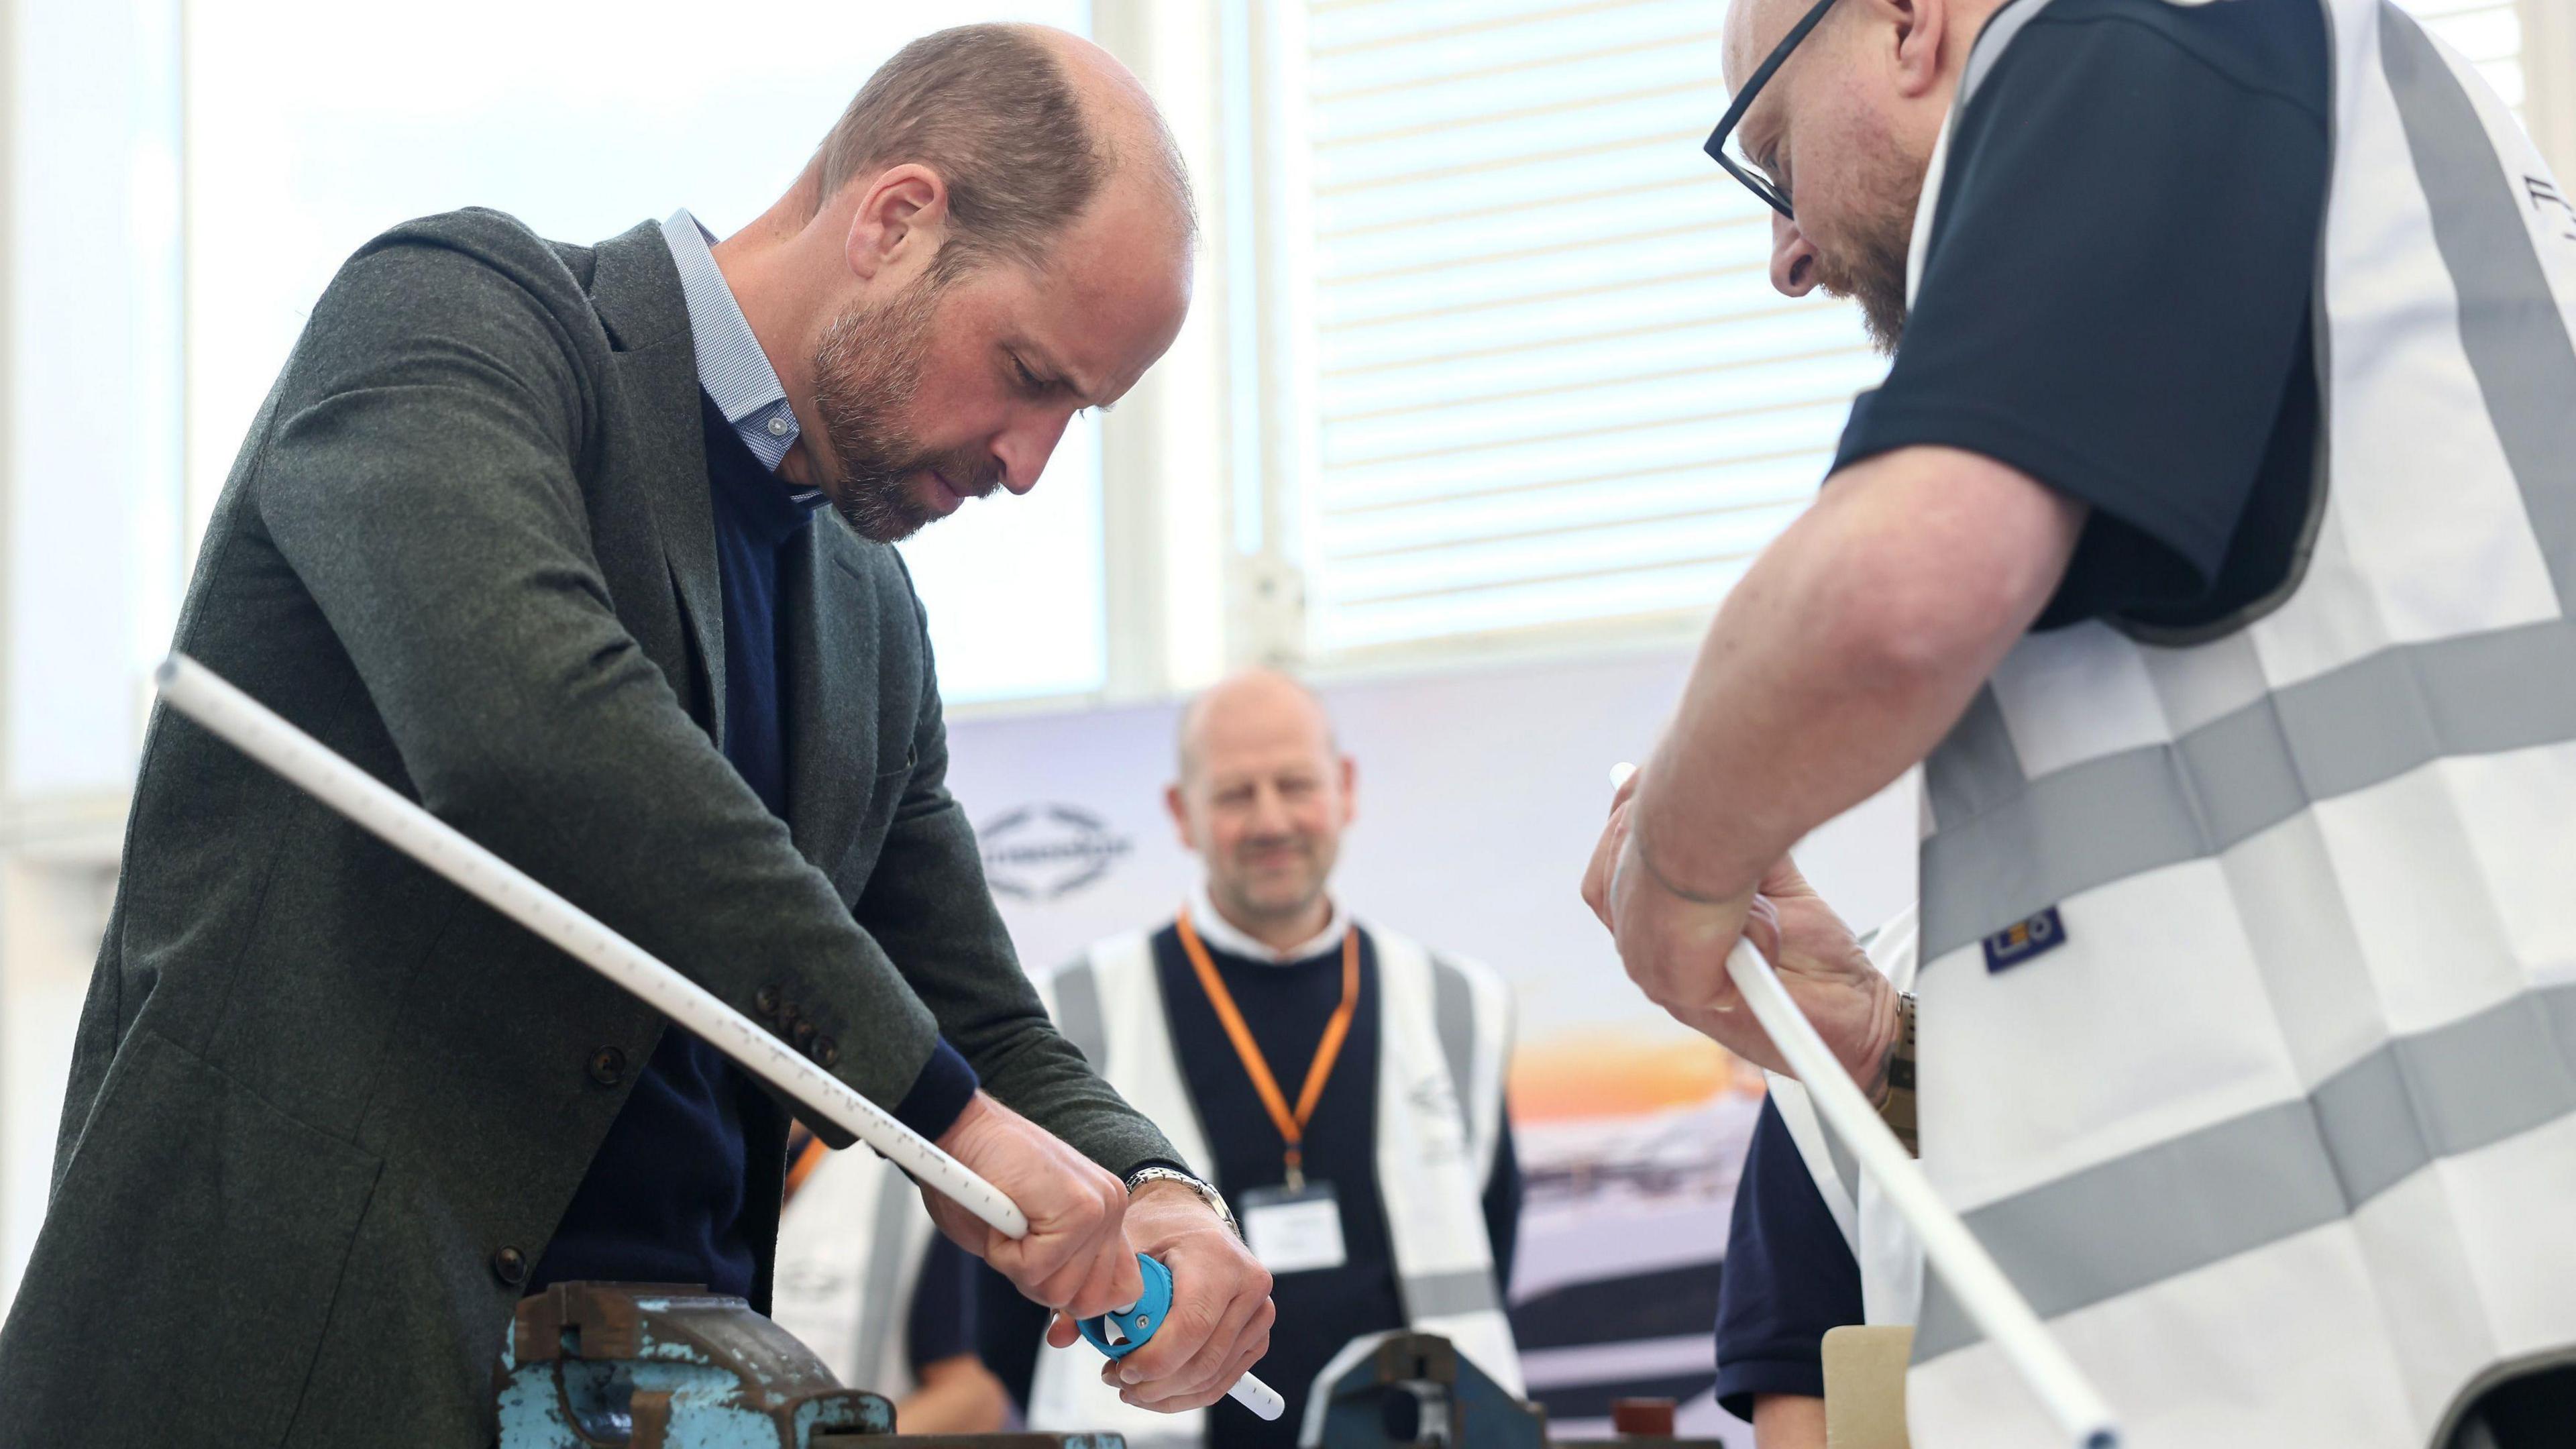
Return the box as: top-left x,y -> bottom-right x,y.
924,1092 -> 1144,1325
1582,769 -> 1900,1095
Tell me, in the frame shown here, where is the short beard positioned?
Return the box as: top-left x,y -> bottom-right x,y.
807,268 -> 998,543
1813,129 -> 1927,356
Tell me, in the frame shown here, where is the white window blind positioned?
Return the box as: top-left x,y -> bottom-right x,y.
1293,0 -> 1889,658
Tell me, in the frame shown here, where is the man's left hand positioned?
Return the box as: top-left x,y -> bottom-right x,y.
1046,1179 -> 1275,1412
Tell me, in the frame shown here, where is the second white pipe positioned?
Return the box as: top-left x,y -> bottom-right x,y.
1609,763 -> 2118,1448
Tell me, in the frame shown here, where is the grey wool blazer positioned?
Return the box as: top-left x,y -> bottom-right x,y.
0,210 -> 1175,1448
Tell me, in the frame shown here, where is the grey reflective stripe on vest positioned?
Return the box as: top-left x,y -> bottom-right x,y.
1417,954 -> 1507,1326
1918,981 -> 2576,1359
1405,1267 -> 1507,1319
2381,0 -> 2576,601
1923,617 -> 2576,957
851,1167 -> 918,1386
1053,959 -> 1106,1066
1923,3 -> 2576,962
1430,955 -> 1477,1105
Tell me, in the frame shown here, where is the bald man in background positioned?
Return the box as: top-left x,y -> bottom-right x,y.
979,671 -> 1525,1448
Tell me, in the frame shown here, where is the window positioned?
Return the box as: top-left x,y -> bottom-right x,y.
1279,0 -> 1890,660
184,1 -> 1100,705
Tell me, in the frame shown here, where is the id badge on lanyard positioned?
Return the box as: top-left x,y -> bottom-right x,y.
1239,1181 -> 1348,1274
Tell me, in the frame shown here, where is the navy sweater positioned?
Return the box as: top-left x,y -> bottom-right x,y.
533,394 -> 973,1298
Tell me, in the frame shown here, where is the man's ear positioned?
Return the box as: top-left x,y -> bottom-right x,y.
843,162 -> 949,282
1336,755 -> 1358,830
1890,0 -> 1949,98
1165,782 -> 1196,850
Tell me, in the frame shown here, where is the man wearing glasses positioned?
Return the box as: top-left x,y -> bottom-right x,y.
1585,0 -> 2576,1444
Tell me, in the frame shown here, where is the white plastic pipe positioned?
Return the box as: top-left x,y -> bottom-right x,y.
1609,765 -> 2119,1448
156,652 -> 1283,1421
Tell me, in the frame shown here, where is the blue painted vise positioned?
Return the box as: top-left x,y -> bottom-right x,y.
496,1281 -> 1122,1449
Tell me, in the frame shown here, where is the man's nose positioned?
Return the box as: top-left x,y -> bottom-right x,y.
1247,786 -> 1295,835
991,410 -> 1075,496
1768,210 -> 1820,298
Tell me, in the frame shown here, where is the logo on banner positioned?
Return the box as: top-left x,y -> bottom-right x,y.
979,804 -> 1134,902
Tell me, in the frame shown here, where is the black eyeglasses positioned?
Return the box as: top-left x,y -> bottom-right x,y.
1703,0 -> 1842,220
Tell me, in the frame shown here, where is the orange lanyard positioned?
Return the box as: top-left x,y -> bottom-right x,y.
782,1124 -> 828,1206
1177,908 -> 1358,1192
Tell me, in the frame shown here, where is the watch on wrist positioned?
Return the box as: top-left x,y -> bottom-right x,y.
1879,991 -> 1919,1158
1124,1165 -> 1240,1240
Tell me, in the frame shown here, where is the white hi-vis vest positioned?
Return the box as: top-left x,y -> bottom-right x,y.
1027,922 -> 1520,1446
1767,906 -> 1927,1332
769,1145 -> 938,1399
1902,3 -> 2576,1445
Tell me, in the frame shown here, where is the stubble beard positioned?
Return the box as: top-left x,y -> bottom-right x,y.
1216,837 -> 1335,941
807,271 -> 999,543
1813,129 -> 1927,356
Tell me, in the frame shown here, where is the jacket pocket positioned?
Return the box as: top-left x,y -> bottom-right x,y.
1,1028 -> 382,1448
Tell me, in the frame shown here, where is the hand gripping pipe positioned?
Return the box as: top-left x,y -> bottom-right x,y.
156,653 -> 1284,1423
1608,765 -> 2118,1448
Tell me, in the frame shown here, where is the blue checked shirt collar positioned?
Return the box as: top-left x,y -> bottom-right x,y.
659,209 -> 819,496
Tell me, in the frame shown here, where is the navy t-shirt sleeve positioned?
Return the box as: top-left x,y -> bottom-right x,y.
906,1234 -> 980,1373
1832,0 -> 2330,629
1713,1095 -> 1863,1424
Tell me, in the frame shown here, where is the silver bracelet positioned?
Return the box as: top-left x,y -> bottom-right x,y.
1124,1165 -> 1241,1240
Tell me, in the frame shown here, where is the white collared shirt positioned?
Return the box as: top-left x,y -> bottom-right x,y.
1185,880 -> 1351,966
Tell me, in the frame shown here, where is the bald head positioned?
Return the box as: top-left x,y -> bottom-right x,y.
812,23 -> 1193,278
1167,670 -> 1356,949
1175,669 -> 1335,783
1721,0 -> 1812,92
1032,27 -> 1198,243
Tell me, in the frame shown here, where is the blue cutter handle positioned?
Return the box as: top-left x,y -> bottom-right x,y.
1076,1252 -> 1173,1359
1068,1252 -> 1285,1419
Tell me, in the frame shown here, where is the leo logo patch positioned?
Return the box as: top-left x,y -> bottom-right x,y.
1983,906 -> 2067,973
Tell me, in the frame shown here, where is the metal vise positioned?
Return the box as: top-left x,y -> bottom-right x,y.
1308,1333 -> 1731,1449
495,1281 -> 1122,1449
1311,1334 -> 1548,1449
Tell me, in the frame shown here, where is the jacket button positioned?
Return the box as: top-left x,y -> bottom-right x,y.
792,1020 -> 817,1049
588,1046 -> 627,1086
492,1246 -> 529,1286
814,1037 -> 839,1069
755,985 -> 781,1017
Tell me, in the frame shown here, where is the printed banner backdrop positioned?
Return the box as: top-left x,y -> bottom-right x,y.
944,647 -> 1915,1442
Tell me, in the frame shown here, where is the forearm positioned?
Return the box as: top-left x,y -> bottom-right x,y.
1636,445 -> 2084,898
892,1356 -> 1010,1434
1752,1393 -> 1828,1449
861,814 -> 1179,1177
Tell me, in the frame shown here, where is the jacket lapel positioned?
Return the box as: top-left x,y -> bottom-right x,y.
783,519 -> 885,885
588,220 -> 727,745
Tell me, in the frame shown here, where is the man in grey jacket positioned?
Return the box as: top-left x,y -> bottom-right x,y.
0,23 -> 1269,1448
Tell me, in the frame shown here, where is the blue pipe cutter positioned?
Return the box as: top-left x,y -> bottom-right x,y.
1076,1252 -> 1175,1361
